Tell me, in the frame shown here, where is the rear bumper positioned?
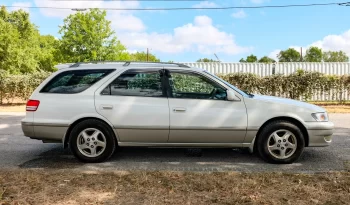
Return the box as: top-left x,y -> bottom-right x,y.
21,121 -> 68,142
305,121 -> 334,147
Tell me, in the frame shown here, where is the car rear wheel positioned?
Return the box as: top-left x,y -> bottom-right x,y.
256,121 -> 305,164
69,119 -> 116,163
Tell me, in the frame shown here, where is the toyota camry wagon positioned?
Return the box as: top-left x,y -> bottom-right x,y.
21,62 -> 334,164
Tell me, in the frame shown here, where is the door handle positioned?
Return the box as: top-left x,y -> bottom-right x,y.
173,107 -> 186,112
101,105 -> 113,110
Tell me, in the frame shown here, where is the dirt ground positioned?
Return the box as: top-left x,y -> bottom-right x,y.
0,170 -> 349,205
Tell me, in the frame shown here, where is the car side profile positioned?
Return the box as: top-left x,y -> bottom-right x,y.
21,62 -> 334,164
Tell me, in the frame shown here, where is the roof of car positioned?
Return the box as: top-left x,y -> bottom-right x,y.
66,61 -> 195,69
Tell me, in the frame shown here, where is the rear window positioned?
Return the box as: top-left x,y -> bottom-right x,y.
41,69 -> 115,94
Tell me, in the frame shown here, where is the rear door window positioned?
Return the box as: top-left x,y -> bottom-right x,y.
41,69 -> 114,94
101,69 -> 165,97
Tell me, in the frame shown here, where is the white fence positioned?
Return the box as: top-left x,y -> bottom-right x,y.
182,62 -> 350,76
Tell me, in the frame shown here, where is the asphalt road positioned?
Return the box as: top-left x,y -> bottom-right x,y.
0,112 -> 349,172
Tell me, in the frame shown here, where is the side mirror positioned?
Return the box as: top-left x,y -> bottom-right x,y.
227,90 -> 241,101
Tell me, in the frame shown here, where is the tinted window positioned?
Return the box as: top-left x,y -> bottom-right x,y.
169,72 -> 227,100
41,69 -> 114,94
102,70 -> 164,97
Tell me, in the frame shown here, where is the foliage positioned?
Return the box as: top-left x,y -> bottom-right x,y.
278,48 -> 301,62
0,70 -> 51,104
0,7 -> 58,73
239,55 -> 257,63
171,73 -> 213,93
258,56 -> 276,63
196,58 -> 218,62
59,9 -> 129,62
130,52 -> 160,62
304,46 -> 323,62
219,70 -> 350,102
323,51 -> 349,62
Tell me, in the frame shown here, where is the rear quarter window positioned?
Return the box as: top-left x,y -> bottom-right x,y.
41,69 -> 115,94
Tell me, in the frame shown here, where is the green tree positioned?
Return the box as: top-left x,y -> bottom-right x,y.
0,7 -> 40,73
239,58 -> 246,63
0,7 -> 59,73
130,52 -> 160,62
246,54 -> 257,63
278,48 -> 301,62
37,35 -> 62,72
323,51 -> 349,62
239,55 -> 257,63
196,58 -> 218,62
258,56 -> 276,63
304,46 -> 323,62
59,9 -> 129,62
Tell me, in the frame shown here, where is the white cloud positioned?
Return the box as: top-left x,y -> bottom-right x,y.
33,0 -> 145,32
109,12 -> 145,32
268,49 -> 281,61
119,15 -> 252,55
192,1 -> 218,8
11,2 -> 31,12
231,10 -> 247,19
309,30 -> 350,55
31,1 -> 250,56
269,30 -> 350,60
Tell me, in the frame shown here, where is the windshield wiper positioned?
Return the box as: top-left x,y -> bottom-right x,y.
243,91 -> 254,97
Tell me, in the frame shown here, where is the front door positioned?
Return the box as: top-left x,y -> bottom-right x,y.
95,69 -> 170,143
167,70 -> 247,143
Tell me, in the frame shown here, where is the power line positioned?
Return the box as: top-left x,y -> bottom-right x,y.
50,0 -> 204,1
2,2 -> 349,11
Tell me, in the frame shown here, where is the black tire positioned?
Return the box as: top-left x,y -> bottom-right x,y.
256,120 -> 305,164
69,119 -> 116,163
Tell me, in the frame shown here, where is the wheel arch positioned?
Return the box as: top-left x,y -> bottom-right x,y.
253,116 -> 309,152
63,117 -> 117,149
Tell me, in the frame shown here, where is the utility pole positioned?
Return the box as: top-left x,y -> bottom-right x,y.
300,47 -> 303,62
147,48 -> 149,62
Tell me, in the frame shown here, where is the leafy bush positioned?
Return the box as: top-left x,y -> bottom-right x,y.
220,70 -> 350,102
0,70 -> 51,104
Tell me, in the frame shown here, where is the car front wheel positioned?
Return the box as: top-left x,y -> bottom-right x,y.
256,121 -> 305,164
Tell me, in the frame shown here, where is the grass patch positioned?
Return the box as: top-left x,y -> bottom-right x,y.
0,170 -> 349,205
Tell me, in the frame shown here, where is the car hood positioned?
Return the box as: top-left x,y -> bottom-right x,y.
251,94 -> 325,112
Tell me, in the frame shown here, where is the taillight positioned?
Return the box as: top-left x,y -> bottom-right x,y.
26,100 -> 40,111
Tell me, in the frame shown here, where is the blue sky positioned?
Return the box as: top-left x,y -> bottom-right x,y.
2,0 -> 350,62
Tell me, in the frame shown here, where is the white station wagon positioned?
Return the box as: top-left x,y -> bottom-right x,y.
21,62 -> 334,164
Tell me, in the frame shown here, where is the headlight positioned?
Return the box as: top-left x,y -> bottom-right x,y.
311,112 -> 329,122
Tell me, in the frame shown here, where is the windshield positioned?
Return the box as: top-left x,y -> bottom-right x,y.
203,70 -> 250,97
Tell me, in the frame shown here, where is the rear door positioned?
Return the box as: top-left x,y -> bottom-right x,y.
166,70 -> 247,143
95,68 -> 170,143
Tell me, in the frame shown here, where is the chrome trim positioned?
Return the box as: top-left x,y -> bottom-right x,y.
118,142 -> 244,147
116,126 -> 247,131
171,127 -> 246,131
24,122 -> 69,127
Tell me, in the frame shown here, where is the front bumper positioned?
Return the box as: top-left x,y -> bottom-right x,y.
305,121 -> 334,147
